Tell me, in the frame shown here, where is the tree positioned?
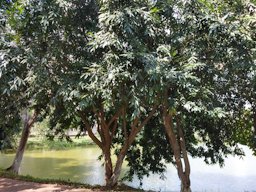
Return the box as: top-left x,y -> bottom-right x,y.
2,0 -> 99,173
0,1 -> 42,173
120,0 -> 255,191
69,0 -> 160,186
0,0 -> 60,173
2,0 -> 255,191
0,0 -> 22,150
15,0 -> 159,187
12,0 -> 160,187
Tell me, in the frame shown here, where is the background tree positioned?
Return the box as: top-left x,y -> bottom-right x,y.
0,0 -> 43,173
0,0 -> 22,150
3,0 -> 101,173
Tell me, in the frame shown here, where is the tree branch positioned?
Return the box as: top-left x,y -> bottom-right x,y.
79,113 -> 103,149
122,107 -> 128,139
110,119 -> 118,142
28,110 -> 39,128
136,104 -> 158,133
107,107 -> 122,127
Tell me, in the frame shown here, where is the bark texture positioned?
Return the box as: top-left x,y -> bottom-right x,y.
6,110 -> 38,174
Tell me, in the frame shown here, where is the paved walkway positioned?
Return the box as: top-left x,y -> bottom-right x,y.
0,177 -> 97,192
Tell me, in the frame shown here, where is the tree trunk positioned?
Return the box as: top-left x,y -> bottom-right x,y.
162,96 -> 191,192
106,105 -> 157,187
108,162 -> 122,187
107,143 -> 129,187
104,147 -> 114,187
6,110 -> 38,174
80,105 -> 157,188
163,114 -> 191,192
177,117 -> 191,192
181,184 -> 192,192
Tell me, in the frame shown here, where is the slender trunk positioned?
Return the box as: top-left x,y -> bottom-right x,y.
108,142 -> 130,187
108,106 -> 157,187
109,156 -> 124,186
162,96 -> 191,192
163,114 -> 191,191
6,110 -> 38,174
104,147 -> 114,187
80,115 -> 114,187
177,118 -> 191,192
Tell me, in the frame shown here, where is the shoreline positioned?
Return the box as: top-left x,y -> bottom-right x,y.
0,170 -> 143,192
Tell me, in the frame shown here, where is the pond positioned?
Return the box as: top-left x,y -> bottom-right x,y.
0,145 -> 256,192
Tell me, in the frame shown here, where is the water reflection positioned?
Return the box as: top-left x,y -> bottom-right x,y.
0,145 -> 256,192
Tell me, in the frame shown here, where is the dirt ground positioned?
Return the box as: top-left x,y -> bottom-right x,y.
0,177 -> 99,192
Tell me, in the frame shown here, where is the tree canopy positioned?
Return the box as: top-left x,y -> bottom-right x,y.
1,0 -> 255,191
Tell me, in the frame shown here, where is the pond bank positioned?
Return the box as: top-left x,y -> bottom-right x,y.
0,170 -> 143,192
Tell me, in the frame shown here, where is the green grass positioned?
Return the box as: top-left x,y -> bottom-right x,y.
26,136 -> 95,150
0,169 -> 143,191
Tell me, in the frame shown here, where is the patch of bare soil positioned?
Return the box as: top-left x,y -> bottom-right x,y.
0,177 -> 99,192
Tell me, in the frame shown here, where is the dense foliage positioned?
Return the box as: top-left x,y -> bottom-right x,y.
1,0 -> 255,191
0,0 -> 25,149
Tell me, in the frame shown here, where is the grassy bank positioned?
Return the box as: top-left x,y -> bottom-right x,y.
0,169 -> 143,191
26,136 -> 95,150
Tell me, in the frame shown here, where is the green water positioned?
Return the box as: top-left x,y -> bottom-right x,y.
1,145 -> 256,191
0,146 -> 106,185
